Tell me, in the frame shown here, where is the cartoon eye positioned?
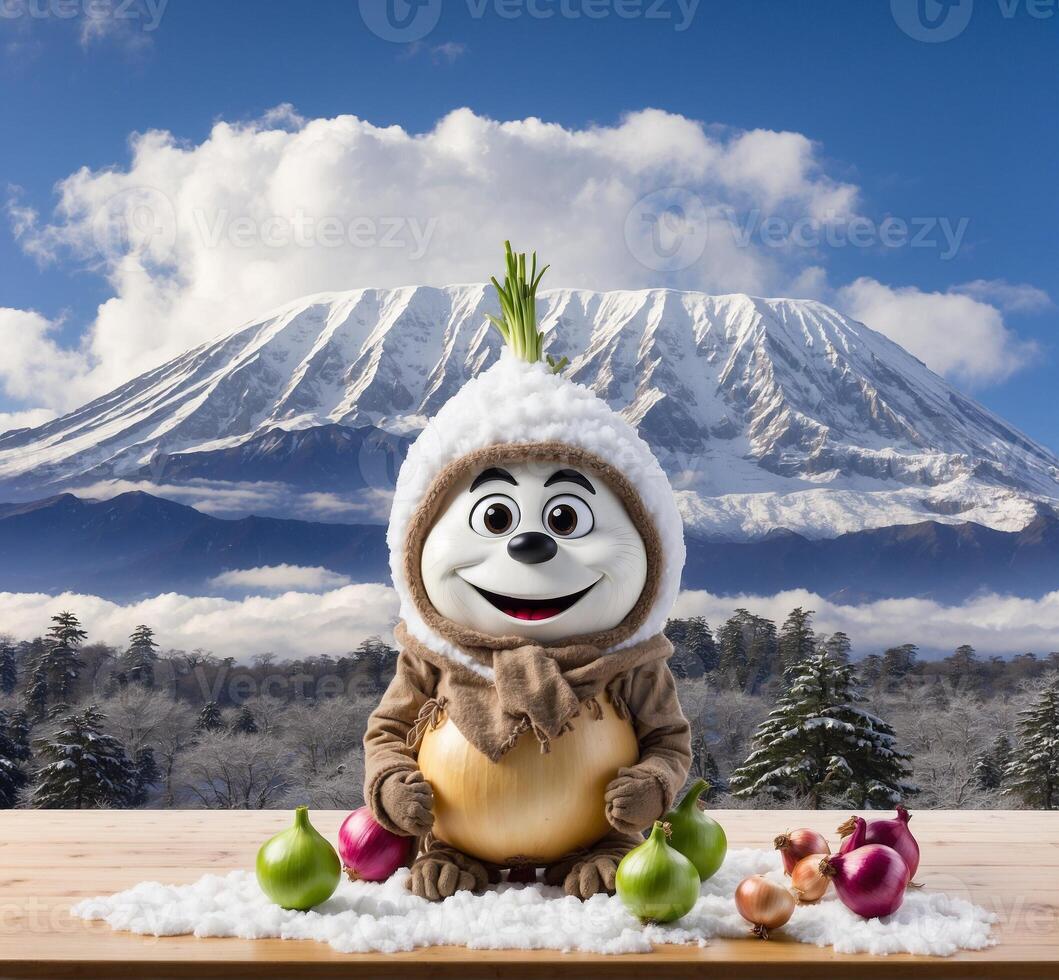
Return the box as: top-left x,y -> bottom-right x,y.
469,495 -> 521,537
543,495 -> 594,538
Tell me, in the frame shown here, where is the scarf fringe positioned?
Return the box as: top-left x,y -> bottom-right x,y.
605,679 -> 631,721
407,696 -> 449,749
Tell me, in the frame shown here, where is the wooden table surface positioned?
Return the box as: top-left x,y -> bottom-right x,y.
0,809 -> 1054,978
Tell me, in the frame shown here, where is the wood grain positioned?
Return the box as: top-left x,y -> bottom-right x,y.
0,809 -> 1054,978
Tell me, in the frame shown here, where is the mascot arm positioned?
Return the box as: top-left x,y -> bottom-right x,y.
364,649 -> 441,836
604,660 -> 692,835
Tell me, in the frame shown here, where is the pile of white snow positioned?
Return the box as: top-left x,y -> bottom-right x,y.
72,848 -> 995,957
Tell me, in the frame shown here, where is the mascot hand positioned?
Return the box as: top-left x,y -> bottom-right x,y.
604,766 -> 665,835
380,768 -> 434,836
408,847 -> 489,901
545,851 -> 620,899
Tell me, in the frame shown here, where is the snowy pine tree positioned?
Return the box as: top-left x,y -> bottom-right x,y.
232,706 -> 258,734
778,607 -> 816,672
665,617 -> 718,677
717,611 -> 750,686
43,612 -> 87,703
746,615 -> 779,693
729,651 -> 916,808
31,706 -> 135,809
823,631 -> 853,664
689,732 -> 726,800
130,746 -> 161,807
1004,681 -> 1059,809
0,709 -> 28,807
23,656 -> 49,722
197,701 -> 224,732
974,733 -> 1012,791
7,710 -> 30,763
0,642 -> 16,695
882,644 -> 918,680
122,625 -> 159,688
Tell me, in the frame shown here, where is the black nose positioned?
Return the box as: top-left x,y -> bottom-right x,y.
507,531 -> 558,564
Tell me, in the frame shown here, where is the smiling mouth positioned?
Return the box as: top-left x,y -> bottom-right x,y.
471,582 -> 598,621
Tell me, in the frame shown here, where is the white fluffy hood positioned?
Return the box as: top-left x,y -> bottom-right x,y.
387,351 -> 685,665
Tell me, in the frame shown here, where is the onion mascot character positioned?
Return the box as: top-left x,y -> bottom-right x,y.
364,243 -> 692,901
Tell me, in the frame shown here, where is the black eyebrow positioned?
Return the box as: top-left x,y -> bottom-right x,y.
544,469 -> 596,495
470,468 -> 518,492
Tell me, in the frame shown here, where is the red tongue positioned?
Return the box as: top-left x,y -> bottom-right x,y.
506,607 -> 561,621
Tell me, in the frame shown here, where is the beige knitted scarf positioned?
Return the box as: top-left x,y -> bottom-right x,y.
397,622 -> 672,762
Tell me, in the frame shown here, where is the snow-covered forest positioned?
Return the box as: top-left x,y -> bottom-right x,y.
1,608 -> 1057,811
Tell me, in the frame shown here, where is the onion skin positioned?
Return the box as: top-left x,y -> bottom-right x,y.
734,875 -> 795,939
256,807 -> 341,911
663,778 -> 728,882
774,828 -> 830,875
839,807 -> 919,879
616,821 -> 701,924
790,853 -> 830,903
418,700 -> 637,864
338,807 -> 414,883
837,816 -> 867,855
820,843 -> 909,918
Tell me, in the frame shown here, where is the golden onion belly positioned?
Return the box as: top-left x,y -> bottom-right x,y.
416,699 -> 639,865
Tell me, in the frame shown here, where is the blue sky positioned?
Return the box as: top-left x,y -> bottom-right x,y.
1,0 -> 1056,445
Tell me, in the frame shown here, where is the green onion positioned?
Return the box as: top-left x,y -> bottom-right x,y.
486,241 -> 567,373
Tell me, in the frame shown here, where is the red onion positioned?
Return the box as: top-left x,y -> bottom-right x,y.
837,816 -> 866,855
774,828 -> 830,875
338,807 -> 414,882
820,844 -> 909,918
838,806 -> 920,879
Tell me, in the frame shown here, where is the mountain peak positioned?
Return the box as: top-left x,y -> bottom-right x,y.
0,284 -> 1055,542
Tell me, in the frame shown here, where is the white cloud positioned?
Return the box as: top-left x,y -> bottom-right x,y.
209,565 -> 353,593
0,584 -> 1054,661
8,106 -> 1045,423
73,478 -> 391,522
953,279 -> 1054,314
674,588 -> 1059,659
77,0 -> 164,51
0,308 -> 96,413
0,583 -> 398,660
0,407 -> 56,435
406,41 -> 468,64
834,278 -> 1038,386
11,107 -> 859,411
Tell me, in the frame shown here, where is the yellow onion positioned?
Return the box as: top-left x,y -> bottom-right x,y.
734,875 -> 796,939
790,853 -> 831,903
417,699 -> 638,864
616,822 -> 701,924
663,778 -> 727,882
256,807 -> 341,911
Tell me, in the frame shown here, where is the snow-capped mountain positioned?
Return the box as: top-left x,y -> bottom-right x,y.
1,285 -> 1056,541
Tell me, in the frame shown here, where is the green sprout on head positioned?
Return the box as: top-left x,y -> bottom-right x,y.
486,241 -> 569,374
